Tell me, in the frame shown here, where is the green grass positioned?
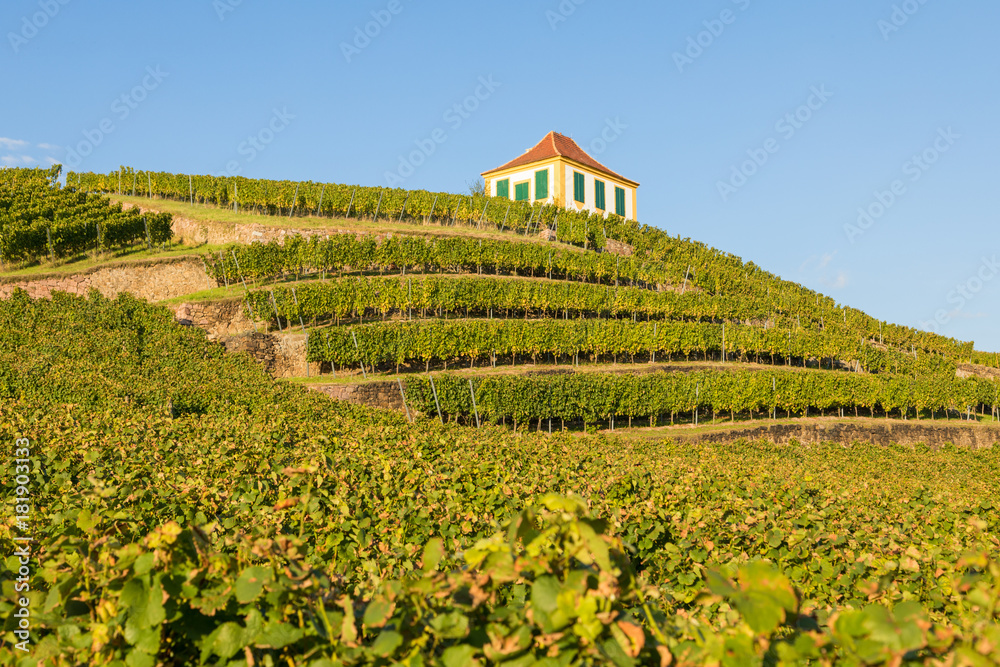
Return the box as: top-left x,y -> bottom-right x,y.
109,194 -> 587,249
286,375 -> 379,386
0,242 -> 227,278
157,284 -> 248,306
1,191 -> 581,281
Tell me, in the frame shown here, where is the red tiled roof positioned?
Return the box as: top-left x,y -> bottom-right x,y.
482,131 -> 639,187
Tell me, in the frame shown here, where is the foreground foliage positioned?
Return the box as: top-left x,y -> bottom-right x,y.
1,293 -> 999,665
13,494 -> 1000,666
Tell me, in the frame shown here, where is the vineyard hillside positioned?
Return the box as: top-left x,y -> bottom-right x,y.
2,166 -> 999,663
2,285 -> 999,664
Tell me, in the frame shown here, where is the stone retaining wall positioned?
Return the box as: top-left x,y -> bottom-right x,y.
957,363 -> 1000,381
604,238 -> 634,257
173,299 -> 257,339
221,333 -> 279,374
0,257 -> 214,302
535,228 -> 633,257
213,331 -> 321,378
673,421 -> 1000,450
308,381 -> 407,413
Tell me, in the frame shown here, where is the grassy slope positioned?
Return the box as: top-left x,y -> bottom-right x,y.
0,242 -> 227,278
110,194 -> 588,249
0,193 -> 583,280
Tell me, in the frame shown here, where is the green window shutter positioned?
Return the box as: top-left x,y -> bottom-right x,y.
573,172 -> 585,203
615,187 -> 626,216
496,179 -> 509,199
595,181 -> 606,210
534,169 -> 548,199
514,182 -> 529,201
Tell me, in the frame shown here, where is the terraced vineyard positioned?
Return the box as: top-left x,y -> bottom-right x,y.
2,168 -> 999,664
70,167 -> 994,361
190,215 -> 999,430
2,289 -> 999,665
0,167 -> 172,264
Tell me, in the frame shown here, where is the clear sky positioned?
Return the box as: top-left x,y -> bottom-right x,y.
3,0 -> 998,350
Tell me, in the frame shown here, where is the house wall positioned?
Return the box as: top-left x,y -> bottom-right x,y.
486,163 -> 555,205
486,159 -> 637,221
561,163 -> 635,221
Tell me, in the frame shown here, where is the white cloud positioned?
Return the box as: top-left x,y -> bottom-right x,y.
1,155 -> 39,166
820,270 -> 849,290
944,308 -> 986,322
799,251 -> 837,273
37,143 -> 59,151
0,138 -> 29,150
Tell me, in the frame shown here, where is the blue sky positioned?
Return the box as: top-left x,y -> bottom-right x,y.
3,0 -> 998,350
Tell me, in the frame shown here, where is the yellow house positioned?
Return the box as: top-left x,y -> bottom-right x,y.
481,131 -> 639,221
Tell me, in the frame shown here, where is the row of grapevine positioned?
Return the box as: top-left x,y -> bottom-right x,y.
0,164 -> 60,186
205,236 -> 667,290
305,317 -> 954,377
404,368 -> 1000,426
67,167 -> 637,251
248,274 -> 765,325
0,167 -> 172,262
246,276 -> 992,371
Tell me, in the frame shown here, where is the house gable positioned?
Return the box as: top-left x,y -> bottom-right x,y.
482,132 -> 638,221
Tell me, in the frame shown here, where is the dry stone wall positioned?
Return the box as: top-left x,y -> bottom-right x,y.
269,333 -> 322,378
219,333 -> 280,374
211,330 -> 320,379
173,299 -> 258,339
673,420 -> 1000,450
957,363 -> 1000,381
308,381 -> 406,413
603,238 -> 634,257
0,257 -> 214,302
